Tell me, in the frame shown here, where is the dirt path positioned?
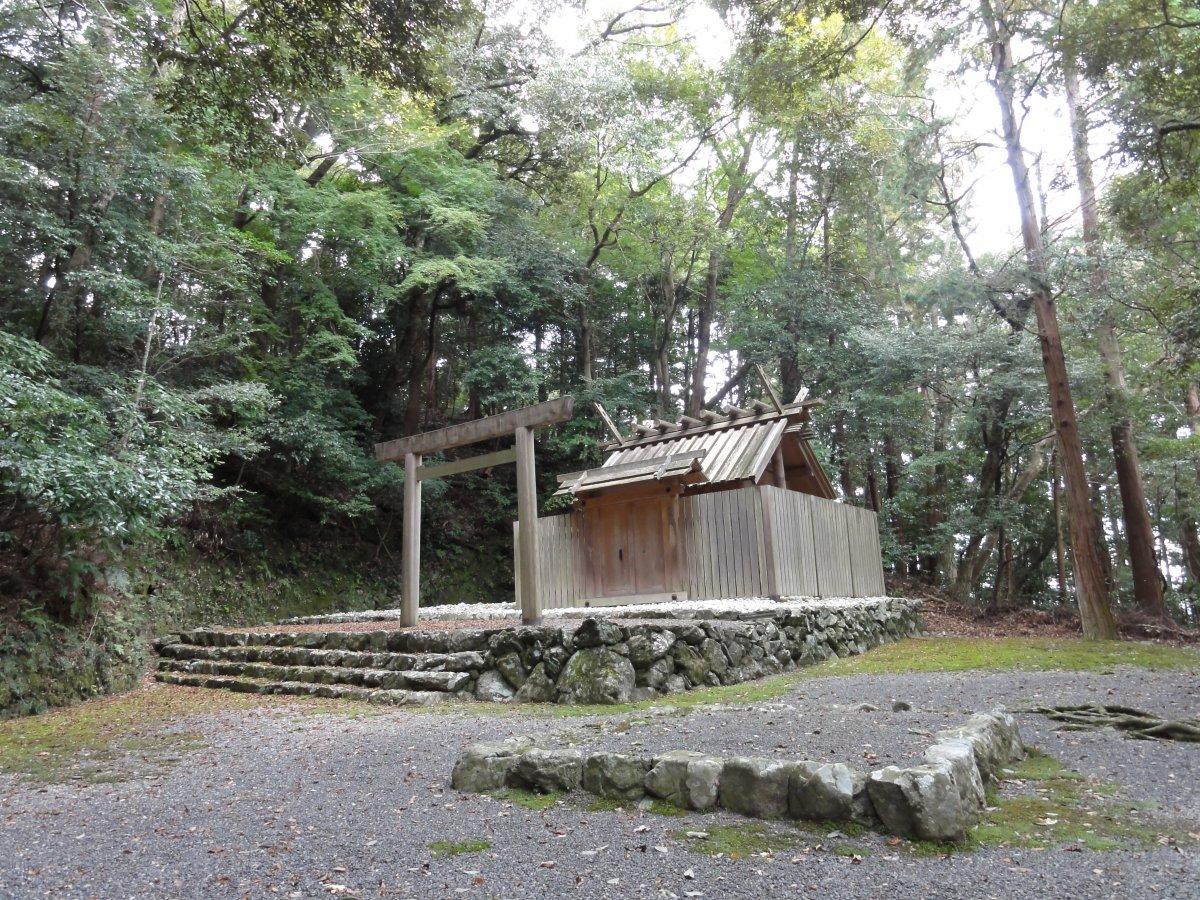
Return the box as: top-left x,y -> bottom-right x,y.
1,667 -> 1196,899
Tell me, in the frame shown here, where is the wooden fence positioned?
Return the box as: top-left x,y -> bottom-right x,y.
516,486 -> 885,608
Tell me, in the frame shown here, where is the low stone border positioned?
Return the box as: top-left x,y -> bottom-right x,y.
452,708 -> 1023,842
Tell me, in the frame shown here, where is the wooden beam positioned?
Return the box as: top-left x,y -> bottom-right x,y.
401,452 -> 421,627
591,402 -> 626,445
602,400 -> 823,451
375,397 -> 574,461
754,362 -> 784,414
514,425 -> 542,625
416,447 -> 516,481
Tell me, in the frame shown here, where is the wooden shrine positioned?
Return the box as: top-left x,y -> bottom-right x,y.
518,394 -> 886,608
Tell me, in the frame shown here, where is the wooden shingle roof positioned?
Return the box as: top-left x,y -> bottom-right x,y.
555,400 -> 833,499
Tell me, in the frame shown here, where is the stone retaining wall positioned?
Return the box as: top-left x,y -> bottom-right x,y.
453,708 -> 1024,842
158,597 -> 921,706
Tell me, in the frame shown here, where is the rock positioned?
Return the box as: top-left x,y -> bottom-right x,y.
718,757 -> 796,819
542,645 -> 568,679
571,618 -> 624,649
626,630 -> 676,668
514,663 -> 557,703
934,708 -> 1023,780
867,764 -> 974,842
644,751 -> 722,811
451,737 -> 533,792
671,623 -> 706,645
636,656 -> 675,691
555,647 -> 636,704
858,703 -> 878,712
512,749 -> 584,792
495,652 -> 528,690
892,700 -> 912,712
671,643 -> 709,686
663,674 -> 689,694
724,639 -> 747,667
487,631 -> 524,659
474,670 -> 515,702
582,752 -> 651,801
924,739 -> 985,808
789,762 -> 874,824
699,639 -> 730,677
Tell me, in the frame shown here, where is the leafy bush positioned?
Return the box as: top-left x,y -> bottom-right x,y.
0,331 -> 216,618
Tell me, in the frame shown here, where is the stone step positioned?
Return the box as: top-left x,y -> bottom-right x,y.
155,670 -> 451,705
156,642 -> 485,672
156,658 -> 473,693
158,626 -> 511,655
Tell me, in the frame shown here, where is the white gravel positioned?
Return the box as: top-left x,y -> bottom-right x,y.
281,596 -> 900,626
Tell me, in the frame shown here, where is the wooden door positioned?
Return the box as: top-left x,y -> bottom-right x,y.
585,496 -> 670,599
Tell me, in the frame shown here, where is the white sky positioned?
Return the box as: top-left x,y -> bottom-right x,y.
536,0 -> 1105,258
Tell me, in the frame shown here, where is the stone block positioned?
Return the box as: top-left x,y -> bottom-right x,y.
512,749 -> 584,792
452,737 -> 534,793
789,762 -> 874,824
555,647 -> 635,704
582,752 -> 651,801
718,757 -> 796,819
644,750 -> 722,811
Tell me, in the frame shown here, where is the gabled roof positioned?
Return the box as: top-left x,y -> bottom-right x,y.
554,400 -> 835,499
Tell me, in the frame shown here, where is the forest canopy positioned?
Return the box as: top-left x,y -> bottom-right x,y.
1,0 -> 1198,646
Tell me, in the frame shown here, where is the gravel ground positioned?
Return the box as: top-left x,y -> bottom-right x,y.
1,667 -> 1197,899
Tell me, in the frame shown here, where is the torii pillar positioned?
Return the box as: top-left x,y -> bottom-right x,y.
374,397 -> 575,626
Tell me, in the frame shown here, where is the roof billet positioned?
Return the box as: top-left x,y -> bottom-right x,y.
601,399 -> 822,451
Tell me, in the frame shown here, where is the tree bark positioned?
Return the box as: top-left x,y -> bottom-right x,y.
1181,384 -> 1200,586
981,0 -> 1117,638
1063,51 -> 1165,618
686,140 -> 753,416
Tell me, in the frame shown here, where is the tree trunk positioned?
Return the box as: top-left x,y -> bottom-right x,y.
687,251 -> 718,415
686,140 -> 754,416
982,0 -> 1117,639
1181,385 -> 1200,586
780,128 -> 803,400
1063,51 -> 1165,618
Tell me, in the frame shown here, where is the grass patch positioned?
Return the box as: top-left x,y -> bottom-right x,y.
445,677 -> 794,720
646,798 -> 688,817
964,749 -> 1184,852
674,824 -> 806,859
428,838 -> 491,858
904,748 -> 1194,856
805,637 -> 1200,678
0,682 -> 394,784
494,788 -> 560,810
833,843 -> 867,858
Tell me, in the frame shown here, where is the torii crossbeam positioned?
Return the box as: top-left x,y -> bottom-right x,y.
374,397 -> 575,626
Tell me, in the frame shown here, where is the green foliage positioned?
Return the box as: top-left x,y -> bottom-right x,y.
1,0 -> 1198,714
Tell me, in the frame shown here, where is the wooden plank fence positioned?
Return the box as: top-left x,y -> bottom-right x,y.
516,486 -> 886,606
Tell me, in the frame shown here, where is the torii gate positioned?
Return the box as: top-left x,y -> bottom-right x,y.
374,397 -> 575,626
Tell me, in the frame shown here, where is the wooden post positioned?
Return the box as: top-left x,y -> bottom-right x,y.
515,426 -> 541,624
402,452 -> 421,627
772,446 -> 787,489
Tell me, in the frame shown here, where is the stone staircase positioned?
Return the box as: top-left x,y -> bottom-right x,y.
153,627 -> 490,706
